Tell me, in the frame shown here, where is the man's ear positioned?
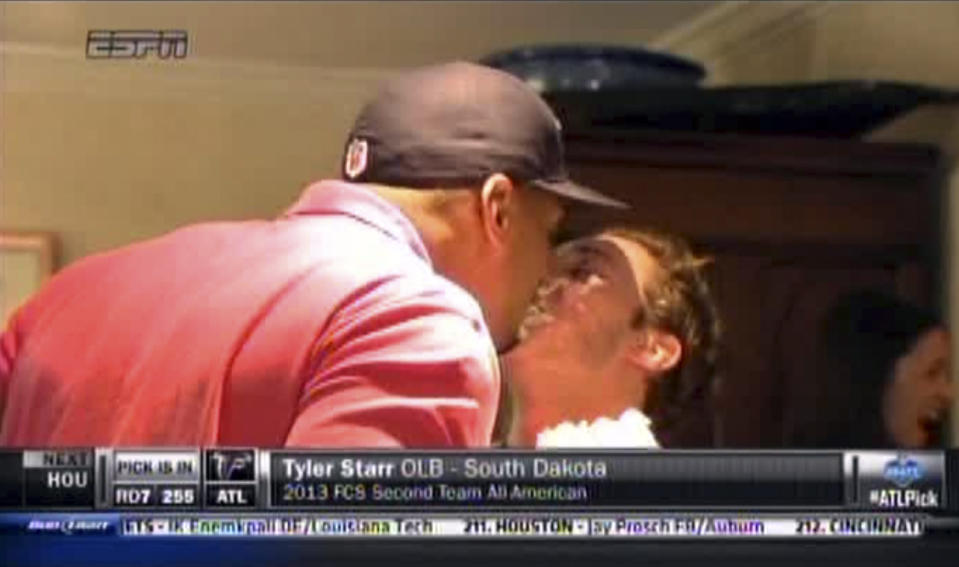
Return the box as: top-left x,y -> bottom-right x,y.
479,173 -> 516,246
629,329 -> 683,375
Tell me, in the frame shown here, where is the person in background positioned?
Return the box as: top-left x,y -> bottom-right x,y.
0,62 -> 626,448
496,226 -> 722,448
793,289 -> 953,448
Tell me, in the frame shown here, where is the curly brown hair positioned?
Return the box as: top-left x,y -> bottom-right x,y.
603,227 -> 723,444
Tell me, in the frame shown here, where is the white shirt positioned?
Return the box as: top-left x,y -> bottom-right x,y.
535,408 -> 660,448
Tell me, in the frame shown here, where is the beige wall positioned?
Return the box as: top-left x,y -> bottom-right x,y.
2,46 -> 393,265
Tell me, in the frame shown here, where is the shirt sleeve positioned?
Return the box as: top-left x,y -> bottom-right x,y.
284,274 -> 500,448
0,314 -> 21,424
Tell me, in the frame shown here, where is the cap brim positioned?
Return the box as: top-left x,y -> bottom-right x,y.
532,178 -> 631,210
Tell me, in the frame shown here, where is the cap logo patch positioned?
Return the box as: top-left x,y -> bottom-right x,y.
344,138 -> 369,179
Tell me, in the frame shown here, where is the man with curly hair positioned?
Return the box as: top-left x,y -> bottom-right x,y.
498,227 -> 722,448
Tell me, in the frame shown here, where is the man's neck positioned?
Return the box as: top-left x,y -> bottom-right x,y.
367,185 -> 451,267
500,346 -> 649,447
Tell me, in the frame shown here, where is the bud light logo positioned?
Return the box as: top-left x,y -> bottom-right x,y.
883,455 -> 924,488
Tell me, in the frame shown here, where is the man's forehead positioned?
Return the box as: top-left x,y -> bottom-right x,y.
554,236 -> 613,258
556,234 -> 658,289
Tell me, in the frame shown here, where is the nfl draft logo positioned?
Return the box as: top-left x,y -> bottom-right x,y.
344,138 -> 369,179
883,454 -> 924,489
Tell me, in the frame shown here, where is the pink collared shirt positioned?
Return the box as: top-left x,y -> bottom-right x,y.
0,181 -> 500,447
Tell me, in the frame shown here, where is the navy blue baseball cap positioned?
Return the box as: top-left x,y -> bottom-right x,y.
341,61 -> 628,209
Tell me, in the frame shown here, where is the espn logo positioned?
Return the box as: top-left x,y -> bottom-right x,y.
86,30 -> 188,60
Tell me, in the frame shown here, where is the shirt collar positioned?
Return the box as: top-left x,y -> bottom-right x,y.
282,180 -> 432,266
534,408 -> 661,448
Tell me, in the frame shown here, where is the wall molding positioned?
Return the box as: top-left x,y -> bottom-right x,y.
652,0 -> 836,83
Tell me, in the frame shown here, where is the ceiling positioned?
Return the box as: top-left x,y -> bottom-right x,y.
1,1 -> 718,68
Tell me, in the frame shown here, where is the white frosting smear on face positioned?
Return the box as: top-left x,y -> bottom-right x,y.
535,408 -> 660,448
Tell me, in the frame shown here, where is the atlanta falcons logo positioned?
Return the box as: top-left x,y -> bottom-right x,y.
344,138 -> 369,179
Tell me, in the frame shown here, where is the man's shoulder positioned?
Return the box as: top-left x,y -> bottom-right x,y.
316,247 -> 487,335
418,271 -> 486,325
280,210 -> 486,327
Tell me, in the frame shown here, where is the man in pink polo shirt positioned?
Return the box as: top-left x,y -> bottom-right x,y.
0,62 -> 625,448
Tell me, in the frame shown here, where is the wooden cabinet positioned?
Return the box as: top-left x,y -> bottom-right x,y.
561,130 -> 944,448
